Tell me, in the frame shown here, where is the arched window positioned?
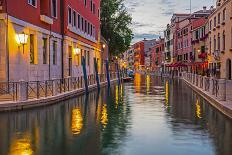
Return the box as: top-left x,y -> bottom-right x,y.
214,35 -> 216,51
209,37 -> 212,54
218,33 -> 220,51
223,31 -> 225,50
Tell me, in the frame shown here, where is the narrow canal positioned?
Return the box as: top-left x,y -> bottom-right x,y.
0,74 -> 231,155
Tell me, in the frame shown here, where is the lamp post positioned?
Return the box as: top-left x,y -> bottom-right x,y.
16,32 -> 28,53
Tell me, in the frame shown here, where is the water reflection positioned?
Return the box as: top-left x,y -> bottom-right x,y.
9,133 -> 33,155
71,108 -> 83,135
0,75 -> 231,155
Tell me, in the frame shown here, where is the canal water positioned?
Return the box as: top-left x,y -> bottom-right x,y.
0,74 -> 231,155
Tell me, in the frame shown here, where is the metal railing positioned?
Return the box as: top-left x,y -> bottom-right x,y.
0,72 -> 119,102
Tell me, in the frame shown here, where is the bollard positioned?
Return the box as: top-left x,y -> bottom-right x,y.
19,80 -> 28,101
226,80 -> 232,101
217,79 -> 226,101
209,77 -> 214,95
52,79 -> 59,96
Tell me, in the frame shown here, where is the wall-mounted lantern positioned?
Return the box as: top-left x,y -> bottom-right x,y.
16,32 -> 28,53
74,47 -> 81,55
102,44 -> 106,49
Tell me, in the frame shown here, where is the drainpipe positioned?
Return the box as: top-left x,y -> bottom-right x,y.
4,0 -> 9,82
60,0 -> 64,79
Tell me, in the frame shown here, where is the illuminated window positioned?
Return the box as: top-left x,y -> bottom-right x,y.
42,38 -> 47,64
29,34 -> 35,64
52,41 -> 57,65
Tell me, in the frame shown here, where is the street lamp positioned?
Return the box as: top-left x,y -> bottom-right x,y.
74,47 -> 81,55
16,32 -> 28,53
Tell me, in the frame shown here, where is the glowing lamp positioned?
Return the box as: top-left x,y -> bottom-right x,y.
102,44 -> 106,49
16,33 -> 28,45
74,48 -> 81,55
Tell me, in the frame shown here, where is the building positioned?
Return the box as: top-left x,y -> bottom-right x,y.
0,0 -> 101,82
123,47 -> 134,70
164,24 -> 173,72
191,17 -> 209,75
151,38 -> 164,71
100,36 -> 109,74
207,0 -> 232,79
144,39 -> 157,69
133,41 -> 145,70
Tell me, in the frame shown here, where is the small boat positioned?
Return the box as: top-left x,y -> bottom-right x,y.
123,77 -> 133,82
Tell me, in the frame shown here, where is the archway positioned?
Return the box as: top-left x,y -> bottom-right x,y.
226,59 -> 232,80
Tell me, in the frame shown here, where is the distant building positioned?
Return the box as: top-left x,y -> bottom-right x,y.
144,39 -> 157,69
151,38 -> 164,71
164,24 -> 173,71
133,41 -> 145,70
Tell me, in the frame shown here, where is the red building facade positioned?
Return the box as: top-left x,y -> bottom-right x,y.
0,0 -> 101,81
151,39 -> 164,71
133,41 -> 145,70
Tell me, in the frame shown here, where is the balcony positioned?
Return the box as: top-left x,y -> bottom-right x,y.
198,53 -> 207,59
40,15 -> 53,25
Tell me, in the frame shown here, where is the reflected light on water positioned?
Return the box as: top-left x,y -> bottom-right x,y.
9,133 -> 34,155
165,81 -> 169,106
196,99 -> 202,119
71,108 -> 83,135
101,104 -> 108,129
115,85 -> 119,108
134,73 -> 141,92
146,74 -> 150,92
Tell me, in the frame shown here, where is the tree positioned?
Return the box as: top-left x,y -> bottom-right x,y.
101,0 -> 133,56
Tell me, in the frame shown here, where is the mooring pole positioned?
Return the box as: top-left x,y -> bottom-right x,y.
105,60 -> 111,88
116,63 -> 121,85
82,56 -> 89,94
94,58 -> 100,91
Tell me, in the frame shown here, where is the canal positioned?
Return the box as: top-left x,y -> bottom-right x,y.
0,74 -> 231,155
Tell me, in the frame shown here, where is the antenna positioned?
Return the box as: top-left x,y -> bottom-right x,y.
190,0 -> 192,14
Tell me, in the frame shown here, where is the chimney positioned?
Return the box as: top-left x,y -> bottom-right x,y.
203,6 -> 207,12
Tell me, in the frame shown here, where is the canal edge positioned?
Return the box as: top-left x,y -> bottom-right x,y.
0,80 -> 118,112
183,78 -> 232,119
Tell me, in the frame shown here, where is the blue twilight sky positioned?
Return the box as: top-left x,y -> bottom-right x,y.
124,0 -> 216,43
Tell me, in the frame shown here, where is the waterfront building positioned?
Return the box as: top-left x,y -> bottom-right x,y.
123,47 -> 134,70
191,17 -> 209,75
164,24 -> 173,72
144,39 -> 157,70
0,0 -> 100,82
100,36 -> 109,74
133,41 -> 145,70
151,38 -> 164,72
207,0 -> 232,79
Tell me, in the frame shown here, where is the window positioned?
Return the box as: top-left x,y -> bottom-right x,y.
73,10 -> 77,27
81,17 -> 84,30
42,38 -> 47,64
90,0 -> 93,12
214,35 -> 216,51
52,41 -> 57,65
223,31 -> 225,50
85,20 -> 87,33
210,20 -> 212,30
78,14 -> 81,29
93,3 -> 96,14
88,22 -> 90,34
51,0 -> 57,18
218,33 -> 220,51
84,0 -> 87,7
218,13 -> 221,24
87,51 -> 90,66
68,7 -> 72,25
30,34 -> 35,64
28,0 -> 36,7
223,8 -> 226,21
209,37 -> 212,54
214,16 -> 216,27
91,24 -> 93,36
